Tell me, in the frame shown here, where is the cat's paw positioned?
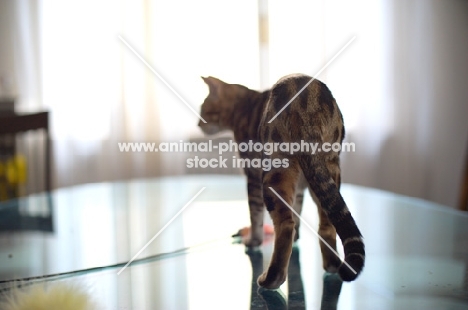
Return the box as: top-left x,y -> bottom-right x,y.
244,237 -> 263,248
293,228 -> 300,242
323,255 -> 342,273
257,268 -> 287,289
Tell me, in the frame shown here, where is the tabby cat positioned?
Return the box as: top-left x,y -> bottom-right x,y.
198,74 -> 365,289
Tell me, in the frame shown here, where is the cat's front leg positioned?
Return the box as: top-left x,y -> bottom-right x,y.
244,168 -> 264,248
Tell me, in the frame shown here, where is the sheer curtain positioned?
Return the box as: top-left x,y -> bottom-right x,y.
266,0 -> 394,191
5,0 -> 468,207
11,0 -> 162,189
10,0 -> 260,189
348,0 -> 468,208
266,0 -> 468,208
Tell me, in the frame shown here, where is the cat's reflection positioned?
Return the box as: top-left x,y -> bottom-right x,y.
247,247 -> 343,310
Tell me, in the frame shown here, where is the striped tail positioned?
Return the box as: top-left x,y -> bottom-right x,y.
301,158 -> 365,281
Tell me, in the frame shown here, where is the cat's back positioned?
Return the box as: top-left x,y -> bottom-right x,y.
269,73 -> 338,117
261,73 -> 343,142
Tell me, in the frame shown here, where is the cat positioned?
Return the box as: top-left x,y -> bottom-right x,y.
198,74 -> 365,289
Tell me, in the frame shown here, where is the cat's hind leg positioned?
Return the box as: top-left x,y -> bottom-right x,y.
258,158 -> 301,289
311,191 -> 342,273
300,155 -> 365,281
292,178 -> 307,242
314,157 -> 345,272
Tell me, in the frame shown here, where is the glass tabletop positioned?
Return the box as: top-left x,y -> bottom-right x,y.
0,175 -> 467,309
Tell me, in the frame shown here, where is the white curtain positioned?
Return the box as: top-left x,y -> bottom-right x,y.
266,0 -> 468,209
348,0 -> 468,209
8,0 -> 260,189
3,0 -> 468,208
9,0 -> 163,189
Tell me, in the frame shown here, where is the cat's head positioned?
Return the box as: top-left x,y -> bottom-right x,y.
198,76 -> 234,135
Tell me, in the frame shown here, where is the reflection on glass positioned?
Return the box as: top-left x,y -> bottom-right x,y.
247,247 -> 343,310
0,195 -> 53,233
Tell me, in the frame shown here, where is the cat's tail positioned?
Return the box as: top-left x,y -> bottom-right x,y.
300,157 -> 365,281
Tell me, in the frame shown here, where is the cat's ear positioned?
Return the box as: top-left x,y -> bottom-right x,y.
201,76 -> 224,99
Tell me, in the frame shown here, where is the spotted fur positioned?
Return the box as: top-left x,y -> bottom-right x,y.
198,74 -> 365,288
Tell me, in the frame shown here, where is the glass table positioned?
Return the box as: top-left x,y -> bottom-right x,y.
0,175 -> 467,309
